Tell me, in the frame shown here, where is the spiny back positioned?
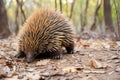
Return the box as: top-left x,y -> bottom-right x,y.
18,8 -> 73,56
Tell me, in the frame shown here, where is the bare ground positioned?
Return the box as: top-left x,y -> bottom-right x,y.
0,36 -> 120,80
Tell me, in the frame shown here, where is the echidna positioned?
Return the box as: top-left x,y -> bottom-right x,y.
15,8 -> 74,63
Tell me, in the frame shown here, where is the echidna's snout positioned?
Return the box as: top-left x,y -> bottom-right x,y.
26,52 -> 35,63
26,57 -> 34,63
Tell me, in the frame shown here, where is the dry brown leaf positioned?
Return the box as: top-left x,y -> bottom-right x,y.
27,68 -> 35,72
7,71 -> 19,78
111,55 -> 119,60
79,40 -> 90,48
0,59 -> 6,64
62,67 -> 77,73
36,59 -> 50,66
0,73 -> 6,79
62,66 -> 83,73
102,63 -> 111,70
89,39 -> 104,49
82,76 -> 99,80
89,59 -> 102,69
6,61 -> 13,69
5,76 -> 18,80
109,41 -> 117,48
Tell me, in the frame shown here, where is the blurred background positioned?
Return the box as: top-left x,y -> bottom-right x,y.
0,0 -> 120,40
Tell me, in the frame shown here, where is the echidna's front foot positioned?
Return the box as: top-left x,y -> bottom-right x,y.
53,54 -> 62,59
15,52 -> 25,58
52,50 -> 62,59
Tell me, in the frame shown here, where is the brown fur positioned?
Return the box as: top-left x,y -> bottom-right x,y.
15,8 -> 74,63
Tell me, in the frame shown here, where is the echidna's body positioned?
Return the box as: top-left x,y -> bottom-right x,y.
15,8 -> 74,63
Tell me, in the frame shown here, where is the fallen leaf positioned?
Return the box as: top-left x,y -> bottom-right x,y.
62,66 -> 83,73
103,42 -> 110,49
89,59 -> 102,69
27,68 -> 35,72
80,40 -> 90,48
0,73 -> 6,79
18,74 -> 24,79
111,55 -> 119,60
115,67 -> 120,72
82,75 -> 99,80
0,59 -> 6,64
109,41 -> 117,48
108,71 -> 114,75
102,63 -> 111,70
6,60 -> 13,69
62,67 -> 77,73
36,59 -> 50,66
114,60 -> 120,63
39,76 -> 45,80
83,70 -> 106,74
7,71 -> 19,78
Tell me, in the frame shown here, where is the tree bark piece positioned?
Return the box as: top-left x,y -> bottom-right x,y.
0,0 -> 11,39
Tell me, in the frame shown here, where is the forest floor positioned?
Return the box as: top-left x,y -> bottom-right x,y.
0,35 -> 120,80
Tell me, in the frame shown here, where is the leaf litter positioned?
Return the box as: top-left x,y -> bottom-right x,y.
0,35 -> 120,80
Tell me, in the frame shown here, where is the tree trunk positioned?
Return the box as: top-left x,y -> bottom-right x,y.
69,0 -> 75,19
114,0 -> 120,40
59,0 -> 62,12
66,0 -> 68,16
55,0 -> 57,10
15,0 -> 26,35
81,0 -> 89,32
103,0 -> 114,32
0,0 -> 11,39
15,1 -> 19,35
90,0 -> 102,31
16,0 -> 26,24
80,0 -> 83,32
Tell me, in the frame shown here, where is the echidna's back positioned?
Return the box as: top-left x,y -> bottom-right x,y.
19,8 -> 73,43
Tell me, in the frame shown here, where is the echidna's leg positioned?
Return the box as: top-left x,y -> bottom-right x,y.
51,48 -> 63,59
15,52 -> 25,58
66,42 -> 74,54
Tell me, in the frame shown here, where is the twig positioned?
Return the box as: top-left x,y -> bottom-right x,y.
41,73 -> 67,80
